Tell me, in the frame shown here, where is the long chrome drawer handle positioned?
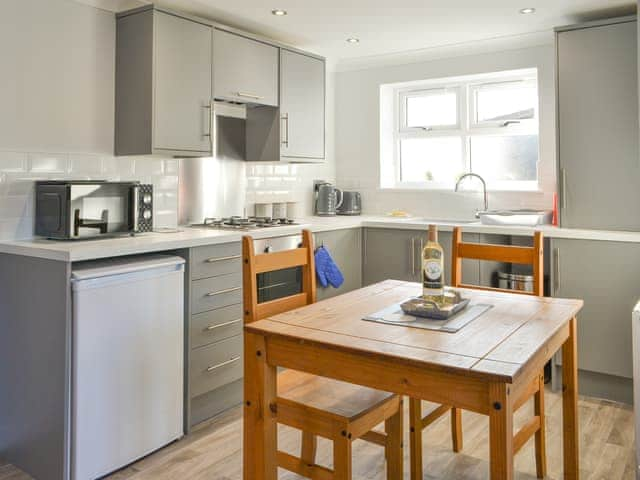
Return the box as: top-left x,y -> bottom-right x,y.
206,356 -> 240,372
236,91 -> 263,100
205,254 -> 241,263
205,286 -> 241,297
205,318 -> 242,331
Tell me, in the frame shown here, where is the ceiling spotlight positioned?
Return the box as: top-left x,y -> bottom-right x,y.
519,7 -> 536,14
346,37 -> 360,44
271,9 -> 287,16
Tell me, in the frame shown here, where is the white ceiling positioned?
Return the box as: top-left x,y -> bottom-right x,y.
84,0 -> 635,67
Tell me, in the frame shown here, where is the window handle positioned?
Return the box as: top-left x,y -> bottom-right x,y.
501,120 -> 521,127
417,126 -> 433,131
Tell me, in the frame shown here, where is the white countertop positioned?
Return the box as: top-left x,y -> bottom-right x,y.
3,215 -> 640,262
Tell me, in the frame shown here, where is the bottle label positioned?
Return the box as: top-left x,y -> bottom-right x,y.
424,261 -> 442,282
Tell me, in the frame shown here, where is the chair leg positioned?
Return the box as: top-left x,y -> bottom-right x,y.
409,397 -> 423,480
385,401 -> 404,479
301,431 -> 317,466
451,407 -> 463,453
333,435 -> 352,480
534,374 -> 547,479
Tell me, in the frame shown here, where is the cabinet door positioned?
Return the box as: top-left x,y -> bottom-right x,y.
363,228 -> 420,285
213,29 -> 278,107
315,229 -> 361,301
557,20 -> 639,230
154,12 -> 212,153
280,50 -> 325,160
552,238 -> 639,378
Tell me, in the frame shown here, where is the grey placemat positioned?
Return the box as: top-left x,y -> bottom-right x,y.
362,301 -> 492,333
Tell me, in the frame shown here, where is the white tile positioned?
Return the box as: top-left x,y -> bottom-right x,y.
152,175 -> 178,190
103,156 -> 135,177
164,159 -> 179,175
68,154 -> 103,176
135,158 -> 164,176
28,153 -> 69,173
0,152 -> 27,172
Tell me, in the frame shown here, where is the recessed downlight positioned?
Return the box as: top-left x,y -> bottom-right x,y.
346,37 -> 360,44
519,7 -> 536,14
271,9 -> 287,16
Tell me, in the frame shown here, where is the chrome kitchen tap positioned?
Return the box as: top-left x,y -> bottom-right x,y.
455,173 -> 488,218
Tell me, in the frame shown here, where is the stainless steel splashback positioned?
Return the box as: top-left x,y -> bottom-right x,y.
178,156 -> 246,224
178,103 -> 247,225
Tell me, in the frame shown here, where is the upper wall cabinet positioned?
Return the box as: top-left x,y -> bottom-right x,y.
280,49 -> 325,161
556,17 -> 639,230
115,7 -> 213,156
213,29 -> 279,107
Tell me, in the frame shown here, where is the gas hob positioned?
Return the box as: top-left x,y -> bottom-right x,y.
190,216 -> 299,232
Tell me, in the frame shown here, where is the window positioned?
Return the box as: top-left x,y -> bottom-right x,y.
385,69 -> 539,190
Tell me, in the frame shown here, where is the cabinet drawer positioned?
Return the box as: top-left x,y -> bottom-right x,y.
191,304 -> 243,349
191,272 -> 242,314
191,243 -> 241,280
190,335 -> 243,398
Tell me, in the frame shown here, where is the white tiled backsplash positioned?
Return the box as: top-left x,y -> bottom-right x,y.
0,151 -> 179,241
245,162 -> 335,218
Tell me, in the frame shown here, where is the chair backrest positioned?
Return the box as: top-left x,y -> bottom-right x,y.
242,229 -> 316,324
451,227 -> 544,296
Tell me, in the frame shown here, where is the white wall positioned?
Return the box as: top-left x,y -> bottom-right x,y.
334,44 -> 557,219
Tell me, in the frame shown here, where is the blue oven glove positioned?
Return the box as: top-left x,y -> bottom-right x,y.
314,246 -> 344,289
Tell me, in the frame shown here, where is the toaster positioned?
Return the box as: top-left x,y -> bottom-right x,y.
336,191 -> 362,216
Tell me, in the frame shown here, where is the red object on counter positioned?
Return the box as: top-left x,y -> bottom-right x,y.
552,192 -> 558,226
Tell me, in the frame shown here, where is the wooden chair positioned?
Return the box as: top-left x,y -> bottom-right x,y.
409,227 -> 547,480
243,229 -> 403,479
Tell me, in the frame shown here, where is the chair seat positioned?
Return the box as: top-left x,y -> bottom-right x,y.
278,369 -> 397,422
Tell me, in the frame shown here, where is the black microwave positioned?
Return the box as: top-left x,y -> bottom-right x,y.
35,181 -> 153,239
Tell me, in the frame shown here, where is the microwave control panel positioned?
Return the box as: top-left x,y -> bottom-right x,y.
137,184 -> 153,233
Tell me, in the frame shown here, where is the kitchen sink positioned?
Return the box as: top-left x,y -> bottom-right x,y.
405,218 -> 480,225
477,210 -> 552,226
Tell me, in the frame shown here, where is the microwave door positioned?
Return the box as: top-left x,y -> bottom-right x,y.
69,184 -> 132,237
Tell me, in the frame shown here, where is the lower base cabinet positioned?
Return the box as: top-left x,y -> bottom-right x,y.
551,238 -> 638,403
362,228 -> 495,287
315,228 -> 362,301
183,243 -> 244,430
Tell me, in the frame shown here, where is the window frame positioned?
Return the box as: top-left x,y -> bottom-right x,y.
389,70 -> 539,191
469,78 -> 539,130
399,86 -> 462,132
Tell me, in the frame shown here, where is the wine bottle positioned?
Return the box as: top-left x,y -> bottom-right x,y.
422,224 -> 444,300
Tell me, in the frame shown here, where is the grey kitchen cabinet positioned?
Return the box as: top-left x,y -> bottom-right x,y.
363,228 -> 422,284
551,238 -> 639,383
280,49 -> 325,161
115,6 -> 213,156
184,242 -> 244,428
362,228 -> 479,286
556,17 -> 639,230
315,228 -> 362,301
213,29 -> 279,107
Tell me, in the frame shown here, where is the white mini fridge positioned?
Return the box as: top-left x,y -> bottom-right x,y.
71,255 -> 185,480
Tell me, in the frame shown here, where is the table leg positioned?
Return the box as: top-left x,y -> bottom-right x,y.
409,398 -> 423,480
562,317 -> 579,480
243,332 -> 277,480
489,383 -> 513,480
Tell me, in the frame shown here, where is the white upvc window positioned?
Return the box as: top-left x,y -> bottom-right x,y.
388,69 -> 539,191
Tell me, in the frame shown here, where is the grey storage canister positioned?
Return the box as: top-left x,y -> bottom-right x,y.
498,272 -> 534,293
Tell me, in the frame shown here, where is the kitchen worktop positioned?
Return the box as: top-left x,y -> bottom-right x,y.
3,215 -> 640,262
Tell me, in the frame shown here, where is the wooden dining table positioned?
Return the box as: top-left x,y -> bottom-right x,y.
243,279 -> 583,480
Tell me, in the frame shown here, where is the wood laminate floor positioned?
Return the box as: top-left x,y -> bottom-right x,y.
0,389 -> 635,480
